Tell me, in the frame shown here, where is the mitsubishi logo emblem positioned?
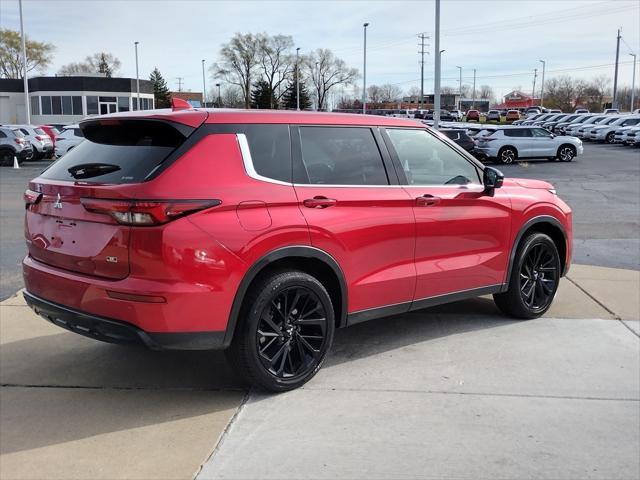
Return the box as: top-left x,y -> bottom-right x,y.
53,193 -> 63,209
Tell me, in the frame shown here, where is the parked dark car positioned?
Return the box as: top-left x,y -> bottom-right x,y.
439,128 -> 476,152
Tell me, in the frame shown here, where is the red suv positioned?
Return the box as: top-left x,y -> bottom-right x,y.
23,104 -> 572,391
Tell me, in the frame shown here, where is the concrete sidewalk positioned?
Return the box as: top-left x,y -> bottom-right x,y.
1,264 -> 638,479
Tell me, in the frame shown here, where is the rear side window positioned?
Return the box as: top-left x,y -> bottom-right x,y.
504,129 -> 531,137
296,127 -> 388,185
241,125 -> 290,182
40,120 -> 192,184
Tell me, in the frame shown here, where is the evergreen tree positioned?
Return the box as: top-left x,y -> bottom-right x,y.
281,74 -> 311,110
251,80 -> 274,109
149,67 -> 171,108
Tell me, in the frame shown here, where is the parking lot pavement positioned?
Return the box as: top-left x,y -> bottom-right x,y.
1,264 -> 638,479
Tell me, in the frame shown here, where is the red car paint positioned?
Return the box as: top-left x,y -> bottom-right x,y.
22,109 -> 572,349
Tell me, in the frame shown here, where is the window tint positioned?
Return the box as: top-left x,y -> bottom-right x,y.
86,96 -> 98,115
532,128 -> 551,137
72,96 -> 83,115
297,127 -> 388,185
504,128 -> 531,137
41,96 -> 52,115
386,128 -> 480,186
241,125 -> 291,182
40,120 -> 192,184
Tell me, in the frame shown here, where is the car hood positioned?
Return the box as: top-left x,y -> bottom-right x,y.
504,178 -> 554,190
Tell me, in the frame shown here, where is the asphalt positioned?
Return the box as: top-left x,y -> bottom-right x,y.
1,144 -> 638,300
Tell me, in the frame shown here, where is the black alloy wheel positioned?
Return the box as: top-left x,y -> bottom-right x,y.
256,286 -> 328,379
518,243 -> 558,311
227,270 -> 335,392
493,232 -> 561,319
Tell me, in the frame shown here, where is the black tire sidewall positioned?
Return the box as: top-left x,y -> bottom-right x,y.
234,271 -> 335,392
512,233 -> 561,317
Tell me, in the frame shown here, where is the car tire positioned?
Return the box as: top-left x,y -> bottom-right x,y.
605,132 -> 615,144
498,146 -> 517,164
226,270 -> 335,392
0,149 -> 15,166
493,232 -> 561,319
556,144 -> 576,162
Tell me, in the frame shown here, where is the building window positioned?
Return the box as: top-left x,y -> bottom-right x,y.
41,96 -> 52,115
72,96 -> 82,115
62,96 -> 72,115
117,96 -> 129,112
30,96 -> 40,115
99,96 -> 116,103
132,97 -> 138,111
52,96 -> 62,115
86,96 -> 98,115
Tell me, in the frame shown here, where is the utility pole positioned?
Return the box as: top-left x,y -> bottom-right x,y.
296,47 -> 301,111
433,0 -> 441,129
629,53 -> 637,112
456,66 -> 462,111
613,28 -> 621,109
18,0 -> 30,124
472,68 -> 476,109
134,41 -> 140,110
201,60 -> 207,107
177,77 -> 184,92
539,59 -> 546,108
362,22 -> 369,114
418,33 -> 427,111
532,68 -> 537,100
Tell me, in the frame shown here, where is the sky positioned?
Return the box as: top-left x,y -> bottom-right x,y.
1,0 -> 639,102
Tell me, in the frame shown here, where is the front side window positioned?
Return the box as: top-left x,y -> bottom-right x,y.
532,128 -> 552,137
386,128 -> 480,186
297,127 -> 388,185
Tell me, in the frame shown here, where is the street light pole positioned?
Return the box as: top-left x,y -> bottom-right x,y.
630,53 -> 637,112
472,68 -> 476,110
18,0 -> 30,124
316,61 -> 320,111
134,41 -> 140,110
362,22 -> 369,114
216,83 -> 221,107
613,29 -> 621,109
456,66 -> 462,111
433,0 -> 441,129
539,59 -> 546,108
296,47 -> 301,111
532,68 -> 537,100
202,59 -> 207,108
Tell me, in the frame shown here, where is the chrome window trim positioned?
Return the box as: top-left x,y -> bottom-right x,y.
236,133 -> 292,186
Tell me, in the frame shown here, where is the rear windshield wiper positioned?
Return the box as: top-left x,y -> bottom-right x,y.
67,163 -> 121,179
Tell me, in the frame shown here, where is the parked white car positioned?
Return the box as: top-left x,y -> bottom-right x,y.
579,116 -> 621,139
54,124 -> 84,158
603,108 -> 620,115
587,115 -> 640,143
6,124 -> 53,159
474,126 -> 583,164
565,115 -> 607,137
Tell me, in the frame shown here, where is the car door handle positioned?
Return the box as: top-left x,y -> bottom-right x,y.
303,196 -> 337,209
416,194 -> 441,207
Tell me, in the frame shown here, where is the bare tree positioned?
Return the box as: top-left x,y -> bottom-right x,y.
305,48 -> 358,110
212,33 -> 263,109
379,83 -> 403,102
367,84 -> 383,104
258,34 -> 295,108
406,85 -> 422,98
0,28 -> 54,79
479,85 -> 494,99
58,52 -> 121,77
440,86 -> 457,95
58,62 -> 93,76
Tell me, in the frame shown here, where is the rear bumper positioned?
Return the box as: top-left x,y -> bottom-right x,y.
24,290 -> 226,350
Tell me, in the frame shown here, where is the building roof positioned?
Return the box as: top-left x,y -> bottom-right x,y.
0,76 -> 153,94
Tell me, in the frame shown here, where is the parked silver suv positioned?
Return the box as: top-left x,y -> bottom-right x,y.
588,115 -> 640,143
7,125 -> 53,159
474,126 -> 583,164
0,126 -> 34,166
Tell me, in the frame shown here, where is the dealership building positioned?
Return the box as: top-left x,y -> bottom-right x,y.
0,75 -> 155,125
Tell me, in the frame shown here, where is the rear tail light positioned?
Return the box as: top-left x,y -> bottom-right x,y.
24,189 -> 43,206
80,198 -> 221,225
14,138 -> 24,145
35,135 -> 44,141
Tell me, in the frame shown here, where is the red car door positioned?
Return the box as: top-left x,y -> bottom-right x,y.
292,125 -> 416,320
383,127 -> 512,304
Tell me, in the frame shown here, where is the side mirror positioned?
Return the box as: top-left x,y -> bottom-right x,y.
483,166 -> 504,190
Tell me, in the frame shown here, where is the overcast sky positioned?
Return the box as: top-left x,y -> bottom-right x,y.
1,0 -> 639,100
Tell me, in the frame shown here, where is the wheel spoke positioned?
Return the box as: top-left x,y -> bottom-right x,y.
261,313 -> 282,334
297,333 -> 320,355
295,316 -> 326,325
287,291 -> 302,319
259,336 -> 278,355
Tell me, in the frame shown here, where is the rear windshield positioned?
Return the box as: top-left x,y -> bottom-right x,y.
34,128 -> 47,135
12,129 -> 25,138
40,120 -> 193,184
